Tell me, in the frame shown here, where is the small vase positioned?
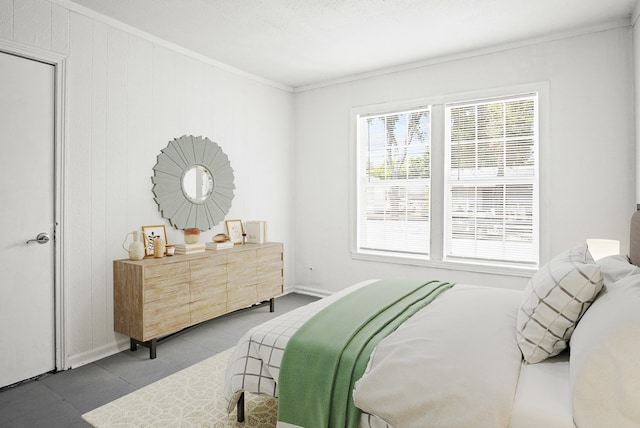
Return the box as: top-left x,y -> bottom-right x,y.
184,228 -> 201,244
153,236 -> 166,258
165,244 -> 175,256
123,230 -> 145,261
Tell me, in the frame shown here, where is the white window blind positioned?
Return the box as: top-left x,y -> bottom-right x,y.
357,107 -> 431,257
445,94 -> 538,265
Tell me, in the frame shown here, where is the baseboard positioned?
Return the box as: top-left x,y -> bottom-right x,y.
65,338 -> 130,369
288,285 -> 332,298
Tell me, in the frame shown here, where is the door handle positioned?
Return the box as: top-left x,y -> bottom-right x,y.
26,232 -> 50,245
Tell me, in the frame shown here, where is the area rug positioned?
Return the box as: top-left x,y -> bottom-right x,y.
82,348 -> 277,427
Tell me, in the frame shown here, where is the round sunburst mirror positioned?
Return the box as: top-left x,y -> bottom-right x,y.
151,135 -> 235,230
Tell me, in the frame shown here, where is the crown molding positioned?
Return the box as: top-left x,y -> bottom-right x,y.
51,0 -> 294,92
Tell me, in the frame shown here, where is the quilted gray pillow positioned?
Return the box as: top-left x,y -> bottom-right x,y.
516,244 -> 603,364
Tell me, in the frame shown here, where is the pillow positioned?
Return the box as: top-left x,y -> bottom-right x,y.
569,275 -> 640,428
516,244 -> 603,363
597,254 -> 640,286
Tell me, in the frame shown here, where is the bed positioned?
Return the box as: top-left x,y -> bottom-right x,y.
223,212 -> 640,428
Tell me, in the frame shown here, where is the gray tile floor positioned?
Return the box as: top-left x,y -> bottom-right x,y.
0,293 -> 318,428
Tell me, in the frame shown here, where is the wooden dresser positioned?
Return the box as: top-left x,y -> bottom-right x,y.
113,242 -> 283,358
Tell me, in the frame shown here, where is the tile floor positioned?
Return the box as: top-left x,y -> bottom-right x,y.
0,293 -> 318,428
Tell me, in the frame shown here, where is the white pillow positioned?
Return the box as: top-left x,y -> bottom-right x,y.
570,275 -> 640,428
597,254 -> 640,286
516,244 -> 603,364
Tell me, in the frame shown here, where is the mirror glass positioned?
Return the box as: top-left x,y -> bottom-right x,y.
182,165 -> 214,203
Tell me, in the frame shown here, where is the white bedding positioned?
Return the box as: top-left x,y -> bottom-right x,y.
509,352 -> 573,428
223,281 -> 576,427
353,285 -> 524,428
358,353 -> 574,428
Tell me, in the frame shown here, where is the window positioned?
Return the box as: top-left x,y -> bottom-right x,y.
356,107 -> 431,257
445,94 -> 538,265
354,90 -> 539,269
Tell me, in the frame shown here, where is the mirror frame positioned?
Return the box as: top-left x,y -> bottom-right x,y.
152,135 -> 235,230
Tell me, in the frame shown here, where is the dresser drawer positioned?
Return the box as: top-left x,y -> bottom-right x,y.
227,250 -> 257,266
190,257 -> 227,296
144,261 -> 189,280
143,276 -> 190,302
257,245 -> 282,264
190,298 -> 227,324
143,307 -> 190,340
227,285 -> 258,311
257,278 -> 283,301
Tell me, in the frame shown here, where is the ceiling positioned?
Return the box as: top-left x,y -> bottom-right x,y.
68,0 -> 638,89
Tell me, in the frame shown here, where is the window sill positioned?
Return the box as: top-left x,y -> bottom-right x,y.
351,250 -> 537,278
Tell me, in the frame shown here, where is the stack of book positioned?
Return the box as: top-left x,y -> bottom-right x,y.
206,241 -> 234,250
174,243 -> 206,255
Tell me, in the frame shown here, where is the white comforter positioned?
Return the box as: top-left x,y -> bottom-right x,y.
353,285 -> 524,428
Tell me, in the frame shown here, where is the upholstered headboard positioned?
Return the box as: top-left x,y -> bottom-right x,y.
629,209 -> 640,266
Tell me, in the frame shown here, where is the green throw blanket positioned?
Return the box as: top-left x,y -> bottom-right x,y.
278,279 -> 453,428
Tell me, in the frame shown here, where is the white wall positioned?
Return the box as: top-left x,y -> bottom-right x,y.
294,26 -> 635,295
1,0 -> 294,367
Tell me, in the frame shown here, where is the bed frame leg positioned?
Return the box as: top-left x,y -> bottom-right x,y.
237,392 -> 245,422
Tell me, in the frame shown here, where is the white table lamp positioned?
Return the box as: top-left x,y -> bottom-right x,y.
586,239 -> 620,261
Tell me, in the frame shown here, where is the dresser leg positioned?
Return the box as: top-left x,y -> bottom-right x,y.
129,338 -> 158,359
270,297 -> 275,312
149,339 -> 157,359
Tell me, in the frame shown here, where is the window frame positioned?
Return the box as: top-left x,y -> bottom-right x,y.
349,83 -> 549,277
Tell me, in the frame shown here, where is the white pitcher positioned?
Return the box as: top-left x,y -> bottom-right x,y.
123,230 -> 145,261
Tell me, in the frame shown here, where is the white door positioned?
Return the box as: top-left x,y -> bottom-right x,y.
0,51 -> 56,388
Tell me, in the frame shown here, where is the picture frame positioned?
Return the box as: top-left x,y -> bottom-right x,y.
225,219 -> 244,244
142,224 -> 167,256
245,221 -> 266,244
